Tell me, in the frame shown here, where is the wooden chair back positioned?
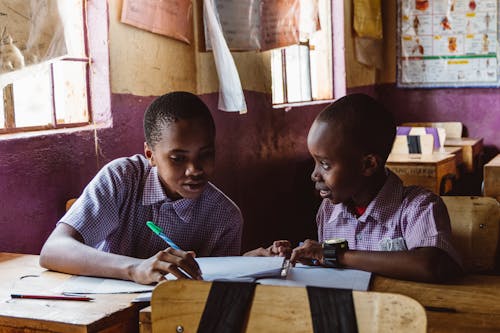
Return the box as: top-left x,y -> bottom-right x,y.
401,122 -> 463,139
65,198 -> 77,211
443,196 -> 500,272
151,280 -> 426,333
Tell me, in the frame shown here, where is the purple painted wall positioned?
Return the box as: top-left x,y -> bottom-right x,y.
1,85 -> 498,254
0,94 -> 150,254
375,84 -> 500,160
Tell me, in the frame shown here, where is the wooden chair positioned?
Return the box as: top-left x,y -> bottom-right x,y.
151,280 -> 426,333
443,196 -> 500,272
65,198 -> 77,211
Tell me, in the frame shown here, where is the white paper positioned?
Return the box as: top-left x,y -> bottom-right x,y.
53,275 -> 155,294
258,264 -> 372,291
167,256 -> 285,281
203,0 -> 247,113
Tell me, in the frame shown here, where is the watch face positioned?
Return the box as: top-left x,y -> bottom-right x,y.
324,238 -> 347,245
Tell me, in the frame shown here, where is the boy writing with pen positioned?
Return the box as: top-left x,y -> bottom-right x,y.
40,92 -> 243,284
255,94 -> 463,283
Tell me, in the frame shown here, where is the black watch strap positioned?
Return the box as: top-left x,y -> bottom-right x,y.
322,239 -> 348,268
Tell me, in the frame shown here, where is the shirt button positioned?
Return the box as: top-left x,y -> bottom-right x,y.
356,234 -> 362,241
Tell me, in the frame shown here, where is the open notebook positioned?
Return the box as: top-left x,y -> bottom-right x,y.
51,256 -> 371,299
167,256 -> 288,281
167,256 -> 372,291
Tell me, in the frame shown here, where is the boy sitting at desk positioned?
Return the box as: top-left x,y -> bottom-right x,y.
40,91 -> 243,285
254,94 -> 463,283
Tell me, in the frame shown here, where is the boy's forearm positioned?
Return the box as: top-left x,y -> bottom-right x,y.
40,237 -> 141,281
340,247 -> 462,283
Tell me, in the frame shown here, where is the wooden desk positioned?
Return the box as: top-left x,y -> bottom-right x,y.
386,153 -> 457,195
0,253 -> 144,333
484,153 -> 500,202
372,274 -> 500,333
445,137 -> 484,173
443,146 -> 464,177
140,274 -> 500,333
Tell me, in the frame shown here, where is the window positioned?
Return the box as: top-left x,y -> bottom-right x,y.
0,0 -> 90,134
271,0 -> 345,106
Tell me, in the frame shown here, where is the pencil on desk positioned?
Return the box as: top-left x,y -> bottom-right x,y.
11,294 -> 94,301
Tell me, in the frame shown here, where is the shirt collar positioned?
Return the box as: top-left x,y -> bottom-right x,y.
142,167 -> 197,223
329,169 -> 403,224
359,169 -> 403,223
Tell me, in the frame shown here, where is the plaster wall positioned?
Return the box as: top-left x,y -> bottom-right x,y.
108,0 -> 370,96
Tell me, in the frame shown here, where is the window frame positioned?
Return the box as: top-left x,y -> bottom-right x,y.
0,0 -> 97,135
271,0 -> 346,109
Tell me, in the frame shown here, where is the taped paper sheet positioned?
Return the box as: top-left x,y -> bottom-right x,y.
204,0 -> 247,113
120,0 -> 193,44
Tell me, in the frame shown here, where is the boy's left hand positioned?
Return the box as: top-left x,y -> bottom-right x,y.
290,239 -> 324,265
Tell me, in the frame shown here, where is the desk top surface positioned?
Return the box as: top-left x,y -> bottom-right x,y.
485,153 -> 500,166
372,274 -> 500,333
387,152 -> 456,164
0,253 -> 140,331
445,137 -> 483,146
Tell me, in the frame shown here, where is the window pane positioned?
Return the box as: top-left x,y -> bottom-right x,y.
309,0 -> 333,100
0,92 -> 4,129
271,50 -> 285,104
12,65 -> 53,128
59,0 -> 86,57
53,61 -> 89,124
285,44 -> 312,103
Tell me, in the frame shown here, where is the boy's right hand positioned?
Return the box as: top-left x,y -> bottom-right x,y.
290,239 -> 324,265
243,240 -> 292,257
130,248 -> 203,284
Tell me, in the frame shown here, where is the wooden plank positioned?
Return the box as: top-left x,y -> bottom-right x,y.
150,280 -> 426,333
139,307 -> 151,333
386,153 -> 456,194
445,137 -> 484,173
442,196 -> 500,272
484,154 -> 500,202
0,253 -> 143,333
2,84 -> 15,129
443,146 -> 464,178
372,275 -> 500,333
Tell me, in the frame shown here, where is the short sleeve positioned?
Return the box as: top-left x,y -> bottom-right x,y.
402,190 -> 462,266
210,206 -> 243,256
60,158 -> 129,247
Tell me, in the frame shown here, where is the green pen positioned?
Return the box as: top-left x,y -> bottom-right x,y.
146,221 -> 181,250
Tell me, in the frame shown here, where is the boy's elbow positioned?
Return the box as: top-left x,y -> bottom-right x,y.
420,251 -> 463,283
39,243 -> 52,269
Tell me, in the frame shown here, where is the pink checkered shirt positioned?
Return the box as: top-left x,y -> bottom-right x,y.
60,155 -> 243,258
317,170 -> 462,265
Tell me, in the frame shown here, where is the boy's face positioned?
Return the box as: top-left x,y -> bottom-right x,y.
144,118 -> 215,200
307,120 -> 366,205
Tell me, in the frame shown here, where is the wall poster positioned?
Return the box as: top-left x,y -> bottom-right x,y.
398,0 -> 500,87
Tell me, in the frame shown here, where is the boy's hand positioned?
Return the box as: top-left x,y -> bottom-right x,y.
290,239 -> 324,265
131,248 -> 203,284
243,240 -> 292,257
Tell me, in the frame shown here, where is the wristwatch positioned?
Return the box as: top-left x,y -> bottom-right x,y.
322,238 -> 348,268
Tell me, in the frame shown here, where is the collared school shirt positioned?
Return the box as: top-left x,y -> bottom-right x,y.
317,169 -> 462,266
60,154 -> 243,258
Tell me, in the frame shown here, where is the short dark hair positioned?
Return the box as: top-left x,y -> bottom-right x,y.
144,91 -> 215,147
316,93 -> 396,161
